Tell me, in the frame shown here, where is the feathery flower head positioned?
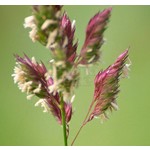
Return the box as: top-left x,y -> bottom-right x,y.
48,13 -> 78,64
12,54 -> 50,98
78,8 -> 112,65
12,54 -> 73,124
24,5 -> 63,45
87,49 -> 129,122
60,13 -> 77,63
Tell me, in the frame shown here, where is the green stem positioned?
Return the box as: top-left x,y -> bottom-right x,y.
71,123 -> 85,146
71,100 -> 95,146
60,93 -> 68,146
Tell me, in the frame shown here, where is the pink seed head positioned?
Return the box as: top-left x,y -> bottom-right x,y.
87,49 -> 129,122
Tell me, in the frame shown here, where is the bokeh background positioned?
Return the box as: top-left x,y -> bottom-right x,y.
0,5 -> 150,146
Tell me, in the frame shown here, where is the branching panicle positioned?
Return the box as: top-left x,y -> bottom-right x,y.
13,5 -> 130,146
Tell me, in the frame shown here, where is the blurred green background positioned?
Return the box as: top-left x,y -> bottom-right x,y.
0,5 -> 150,146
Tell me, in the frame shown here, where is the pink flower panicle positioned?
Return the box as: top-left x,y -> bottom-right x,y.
87,49 -> 128,122
60,13 -> 78,63
13,5 -> 130,144
12,54 -> 72,124
78,8 -> 112,65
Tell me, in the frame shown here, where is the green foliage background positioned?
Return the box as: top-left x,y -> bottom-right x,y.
0,5 -> 149,145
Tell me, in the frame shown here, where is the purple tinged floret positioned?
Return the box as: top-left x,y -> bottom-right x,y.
12,54 -> 73,124
87,49 -> 128,122
60,13 -> 78,63
78,8 -> 112,65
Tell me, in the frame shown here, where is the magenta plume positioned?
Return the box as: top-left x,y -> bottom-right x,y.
60,13 -> 78,63
12,54 -> 72,124
78,8 -> 112,65
87,49 -> 128,122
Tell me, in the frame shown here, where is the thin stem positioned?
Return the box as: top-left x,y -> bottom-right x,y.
71,100 -> 95,146
83,100 -> 95,123
60,93 -> 68,146
71,123 -> 85,146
